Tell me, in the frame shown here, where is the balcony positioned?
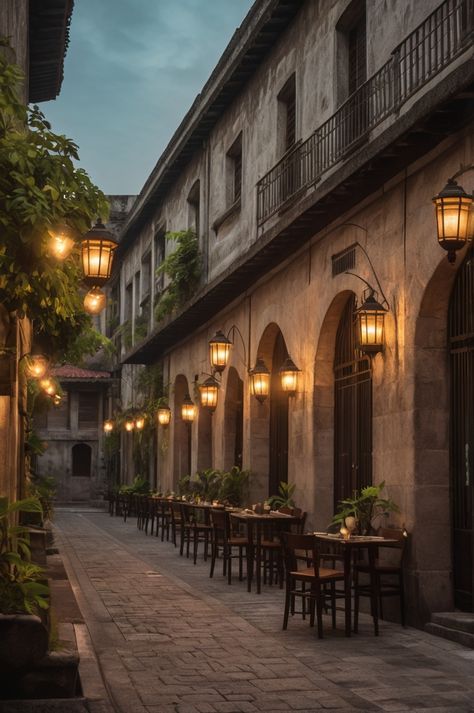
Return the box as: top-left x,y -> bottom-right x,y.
257,0 -> 474,226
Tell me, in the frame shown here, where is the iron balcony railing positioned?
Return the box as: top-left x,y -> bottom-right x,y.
257,0 -> 474,225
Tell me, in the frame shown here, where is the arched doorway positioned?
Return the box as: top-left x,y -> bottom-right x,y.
269,331 -> 289,496
449,255 -> 474,611
223,367 -> 244,470
334,294 -> 372,507
197,406 -> 212,471
173,375 -> 191,482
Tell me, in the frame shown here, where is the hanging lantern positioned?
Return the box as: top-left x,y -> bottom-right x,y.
103,419 -> 114,433
355,291 -> 387,354
52,393 -> 62,406
157,405 -> 171,426
24,354 -> 49,379
135,415 -> 145,430
81,220 -> 118,286
209,330 -> 232,373
39,377 -> 56,396
279,356 -> 301,395
83,286 -> 107,315
249,357 -> 270,403
433,179 -> 473,263
124,417 -> 135,432
181,393 -> 196,423
199,376 -> 220,412
48,223 -> 75,260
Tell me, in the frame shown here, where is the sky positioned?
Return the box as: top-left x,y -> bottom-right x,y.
41,0 -> 254,196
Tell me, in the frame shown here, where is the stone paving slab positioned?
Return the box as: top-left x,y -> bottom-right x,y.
53,511 -> 474,713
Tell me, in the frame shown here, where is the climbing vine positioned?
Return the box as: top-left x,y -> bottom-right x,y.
154,229 -> 201,322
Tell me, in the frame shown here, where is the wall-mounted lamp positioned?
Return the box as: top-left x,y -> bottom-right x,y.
181,393 -> 196,423
124,417 -> 135,432
208,325 -> 247,375
23,353 -> 49,379
83,286 -> 107,316
81,220 -> 118,287
135,415 -> 145,431
157,405 -> 171,426
249,357 -> 270,403
354,289 -> 388,354
433,170 -> 474,263
103,419 -> 114,433
52,393 -> 62,406
39,377 -> 56,396
48,223 -> 76,260
199,376 -> 220,412
279,356 -> 301,395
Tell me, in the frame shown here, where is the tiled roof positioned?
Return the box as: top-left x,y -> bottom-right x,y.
51,364 -> 111,380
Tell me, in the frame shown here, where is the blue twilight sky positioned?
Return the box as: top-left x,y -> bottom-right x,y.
41,0 -> 254,196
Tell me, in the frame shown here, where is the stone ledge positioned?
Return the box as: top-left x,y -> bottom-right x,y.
425,621 -> 474,648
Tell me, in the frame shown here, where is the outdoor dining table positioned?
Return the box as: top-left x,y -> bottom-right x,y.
313,533 -> 397,637
231,510 -> 299,594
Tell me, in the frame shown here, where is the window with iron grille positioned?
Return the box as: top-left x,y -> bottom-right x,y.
332,244 -> 356,277
154,228 -> 166,296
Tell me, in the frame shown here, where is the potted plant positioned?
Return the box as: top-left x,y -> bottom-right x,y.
267,481 -> 296,510
218,467 -> 250,507
332,481 -> 399,535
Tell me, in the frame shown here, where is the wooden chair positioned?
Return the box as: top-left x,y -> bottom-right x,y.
169,500 -> 183,547
209,509 -> 248,584
281,532 -> 346,638
353,527 -> 407,630
180,503 -> 212,564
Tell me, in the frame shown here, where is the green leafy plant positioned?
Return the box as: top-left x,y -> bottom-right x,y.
0,46 -> 109,358
0,497 -> 49,615
177,475 -> 192,497
218,466 -> 250,507
27,475 -> 56,523
332,481 -> 400,535
191,469 -> 223,502
134,313 -> 149,343
154,229 -> 201,322
267,482 -> 296,509
118,475 -> 150,495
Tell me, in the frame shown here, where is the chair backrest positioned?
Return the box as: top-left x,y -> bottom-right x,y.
377,527 -> 408,567
282,532 -> 320,576
210,508 -> 230,538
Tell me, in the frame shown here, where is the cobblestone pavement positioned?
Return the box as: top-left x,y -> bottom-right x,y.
54,510 -> 474,713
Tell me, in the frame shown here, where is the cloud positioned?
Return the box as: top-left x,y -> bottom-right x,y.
42,0 -> 253,194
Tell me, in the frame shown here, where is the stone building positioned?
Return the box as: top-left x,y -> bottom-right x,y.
34,365 -> 114,503
0,0 -> 74,503
111,0 -> 474,623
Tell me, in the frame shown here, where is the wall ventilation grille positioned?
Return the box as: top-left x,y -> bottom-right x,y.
332,244 -> 356,277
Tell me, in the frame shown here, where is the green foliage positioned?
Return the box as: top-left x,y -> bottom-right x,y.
134,314 -> 149,344
27,475 -> 56,522
218,466 -> 250,507
177,475 -> 192,497
154,230 -> 201,321
118,475 -> 150,495
267,482 -> 296,509
332,481 -> 400,534
62,327 -> 115,367
25,428 -> 47,456
191,469 -> 222,502
0,496 -> 49,615
0,47 -> 109,356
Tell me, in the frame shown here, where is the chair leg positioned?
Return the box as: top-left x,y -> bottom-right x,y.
210,538 -> 217,578
331,582 -> 336,629
186,529 -> 190,558
239,547 -> 243,581
227,545 -> 232,585
204,531 -> 209,562
354,569 -> 359,634
315,586 -> 324,639
399,570 -> 405,626
193,530 -> 199,565
283,580 -> 291,630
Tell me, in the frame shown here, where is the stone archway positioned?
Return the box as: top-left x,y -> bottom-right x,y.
313,291 -> 354,528
197,404 -> 212,472
249,323 -> 290,501
223,367 -> 244,471
173,374 -> 191,483
413,257 -> 461,619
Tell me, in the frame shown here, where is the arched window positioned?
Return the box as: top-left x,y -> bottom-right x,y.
72,443 -> 92,478
334,294 -> 372,507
